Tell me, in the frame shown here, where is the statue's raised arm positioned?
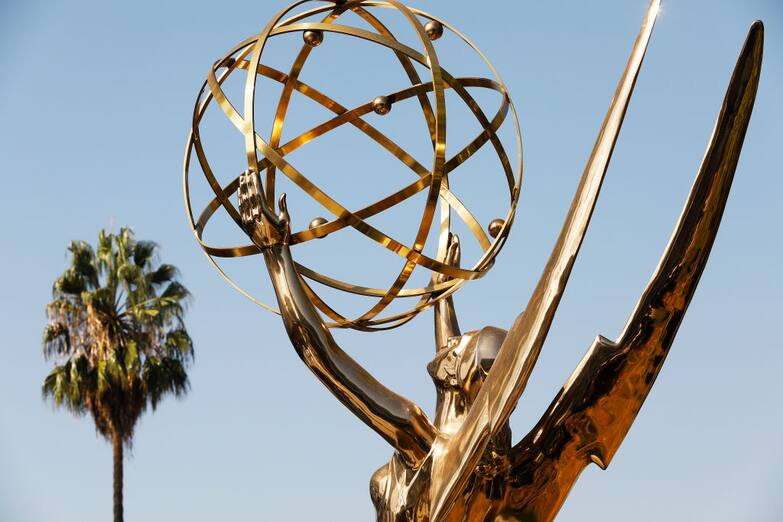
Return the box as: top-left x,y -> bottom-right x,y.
237,170 -> 437,468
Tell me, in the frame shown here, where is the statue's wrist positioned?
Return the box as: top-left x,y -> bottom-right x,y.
261,242 -> 286,259
262,242 -> 295,272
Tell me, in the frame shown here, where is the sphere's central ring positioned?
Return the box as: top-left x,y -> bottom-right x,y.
183,0 -> 523,330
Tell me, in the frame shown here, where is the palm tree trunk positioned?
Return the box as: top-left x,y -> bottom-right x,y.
112,432 -> 124,522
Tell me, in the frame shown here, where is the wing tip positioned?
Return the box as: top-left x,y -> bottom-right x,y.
746,20 -> 764,58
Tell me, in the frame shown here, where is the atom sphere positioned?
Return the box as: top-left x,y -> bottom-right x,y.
372,95 -> 392,115
309,217 -> 329,238
303,29 -> 324,47
309,217 -> 328,229
184,0 -> 522,330
424,20 -> 444,41
488,218 -> 505,239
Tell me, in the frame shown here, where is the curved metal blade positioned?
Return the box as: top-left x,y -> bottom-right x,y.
428,1 -> 661,519
507,21 -> 764,519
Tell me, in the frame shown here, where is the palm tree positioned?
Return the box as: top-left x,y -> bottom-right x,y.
42,227 -> 194,522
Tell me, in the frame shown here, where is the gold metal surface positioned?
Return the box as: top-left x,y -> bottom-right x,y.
183,0 -> 523,330
372,95 -> 393,115
308,217 -> 329,234
424,21 -> 443,42
487,218 -> 504,239
185,2 -> 763,520
302,29 -> 324,47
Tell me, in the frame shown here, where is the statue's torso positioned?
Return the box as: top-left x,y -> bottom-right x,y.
370,327 -> 523,522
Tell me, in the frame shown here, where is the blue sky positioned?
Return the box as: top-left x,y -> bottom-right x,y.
1,1 -> 781,520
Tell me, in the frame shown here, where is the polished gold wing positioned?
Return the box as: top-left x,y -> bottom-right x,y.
428,2 -> 661,518
504,21 -> 764,520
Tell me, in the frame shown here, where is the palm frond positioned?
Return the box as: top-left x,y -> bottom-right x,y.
96,230 -> 113,274
53,268 -> 87,295
142,357 -> 189,410
42,322 -> 71,359
164,329 -> 194,361
42,356 -> 93,414
68,240 -> 99,288
146,264 -> 178,286
160,281 -> 190,306
133,240 -> 158,268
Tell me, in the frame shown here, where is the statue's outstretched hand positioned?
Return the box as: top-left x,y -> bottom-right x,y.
238,170 -> 290,248
432,233 -> 461,286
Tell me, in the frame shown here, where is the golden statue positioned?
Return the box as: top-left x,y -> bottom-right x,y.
183,1 -> 763,520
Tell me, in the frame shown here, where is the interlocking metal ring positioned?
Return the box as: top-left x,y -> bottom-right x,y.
184,0 -> 523,330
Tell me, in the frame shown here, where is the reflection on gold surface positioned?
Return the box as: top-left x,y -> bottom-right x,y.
184,0 -> 522,330
185,1 -> 763,520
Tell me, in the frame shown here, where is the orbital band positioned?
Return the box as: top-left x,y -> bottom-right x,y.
183,0 -> 523,329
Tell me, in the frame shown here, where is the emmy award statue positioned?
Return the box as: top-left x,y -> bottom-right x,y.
184,1 -> 763,520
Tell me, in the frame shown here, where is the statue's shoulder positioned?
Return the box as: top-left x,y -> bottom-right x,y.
369,453 -> 430,518
369,460 -> 390,510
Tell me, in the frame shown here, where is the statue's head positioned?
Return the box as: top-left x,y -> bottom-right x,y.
428,327 -> 505,407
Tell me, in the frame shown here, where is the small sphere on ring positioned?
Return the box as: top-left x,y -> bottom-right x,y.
309,217 -> 328,229
488,218 -> 505,239
303,29 -> 324,47
424,20 -> 444,41
309,217 -> 328,236
372,95 -> 392,115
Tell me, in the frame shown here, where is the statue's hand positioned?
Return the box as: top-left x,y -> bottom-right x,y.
432,233 -> 461,286
238,170 -> 291,248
